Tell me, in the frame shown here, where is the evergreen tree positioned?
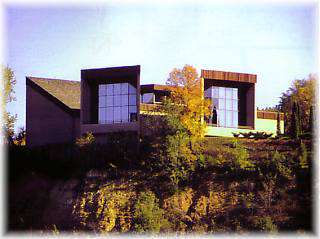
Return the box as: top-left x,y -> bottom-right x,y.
296,103 -> 302,135
276,111 -> 281,136
309,106 -> 313,133
290,101 -> 300,139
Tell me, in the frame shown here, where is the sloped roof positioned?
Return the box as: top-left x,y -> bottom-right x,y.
26,76 -> 80,110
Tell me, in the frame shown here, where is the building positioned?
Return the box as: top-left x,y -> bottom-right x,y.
26,65 -> 284,146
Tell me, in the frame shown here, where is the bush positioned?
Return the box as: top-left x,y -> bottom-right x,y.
133,191 -> 169,233
238,131 -> 273,139
75,132 -> 95,147
253,216 -> 278,232
258,151 -> 292,180
232,133 -> 240,138
297,142 -> 308,169
240,132 -> 253,139
231,145 -> 254,171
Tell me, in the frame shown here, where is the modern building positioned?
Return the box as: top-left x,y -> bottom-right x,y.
26,65 -> 284,146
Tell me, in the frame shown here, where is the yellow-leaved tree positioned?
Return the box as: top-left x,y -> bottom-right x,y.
166,65 -> 211,139
153,65 -> 212,190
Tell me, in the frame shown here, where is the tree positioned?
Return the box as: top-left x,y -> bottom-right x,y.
1,65 -> 17,144
278,75 -> 316,134
308,106 -> 313,134
149,65 -> 212,190
290,101 -> 301,139
14,127 -> 26,146
165,65 -> 211,139
276,111 -> 281,136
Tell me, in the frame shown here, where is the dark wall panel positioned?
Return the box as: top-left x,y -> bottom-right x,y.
26,85 -> 79,146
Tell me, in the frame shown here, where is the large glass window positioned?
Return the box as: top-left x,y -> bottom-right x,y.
142,93 -> 155,104
204,86 -> 238,128
98,83 -> 137,124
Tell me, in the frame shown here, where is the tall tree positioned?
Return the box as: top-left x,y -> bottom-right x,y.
165,65 -> 211,139
309,106 -> 313,134
276,111 -> 281,136
1,65 -> 17,144
290,101 -> 301,139
278,74 -> 316,133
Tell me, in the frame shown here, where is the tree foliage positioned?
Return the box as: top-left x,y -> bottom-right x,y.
276,112 -> 281,136
165,65 -> 211,139
148,65 -> 212,190
278,75 -> 316,134
1,65 -> 17,143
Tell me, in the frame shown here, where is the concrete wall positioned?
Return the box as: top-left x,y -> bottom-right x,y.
26,85 -> 79,146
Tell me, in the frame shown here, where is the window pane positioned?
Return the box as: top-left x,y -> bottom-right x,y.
99,85 -> 106,96
98,107 -> 106,124
232,100 -> 238,111
121,106 -> 129,122
226,111 -> 233,127
113,95 -> 121,106
142,93 -> 154,103
212,87 -> 219,98
129,95 -> 136,106
219,98 -> 225,109
106,107 -> 113,123
99,96 -> 106,108
121,94 -> 128,106
121,83 -> 128,95
232,88 -> 238,99
226,88 -> 232,99
114,83 -> 121,95
129,105 -> 137,113
226,99 -> 232,110
217,110 -> 225,127
204,87 -> 212,98
106,95 -> 113,107
129,84 -> 136,94
219,87 -> 225,98
212,99 -> 219,109
114,107 -> 121,122
233,111 -> 238,127
106,84 -> 113,95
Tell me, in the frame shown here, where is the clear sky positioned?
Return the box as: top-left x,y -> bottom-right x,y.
4,1 -> 317,130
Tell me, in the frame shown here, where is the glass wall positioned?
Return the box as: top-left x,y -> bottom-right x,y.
205,86 -> 238,128
141,93 -> 155,104
98,83 -> 137,124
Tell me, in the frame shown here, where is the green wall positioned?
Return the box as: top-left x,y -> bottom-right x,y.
205,118 -> 284,137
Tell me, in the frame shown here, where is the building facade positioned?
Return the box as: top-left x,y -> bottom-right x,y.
26,65 -> 284,146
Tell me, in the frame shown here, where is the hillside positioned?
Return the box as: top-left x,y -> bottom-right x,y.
8,137 -> 312,234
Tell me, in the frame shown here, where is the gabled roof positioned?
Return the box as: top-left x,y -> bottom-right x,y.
26,76 -> 80,112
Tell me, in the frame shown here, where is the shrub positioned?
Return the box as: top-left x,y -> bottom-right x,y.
75,132 -> 95,147
232,133 -> 240,138
239,131 -> 273,139
271,151 -> 292,179
252,132 -> 273,139
230,145 -> 254,171
258,151 -> 292,180
253,216 -> 278,232
133,191 -> 169,233
297,142 -> 308,169
240,132 -> 253,139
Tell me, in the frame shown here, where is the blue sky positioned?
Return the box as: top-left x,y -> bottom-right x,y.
5,1 -> 317,130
